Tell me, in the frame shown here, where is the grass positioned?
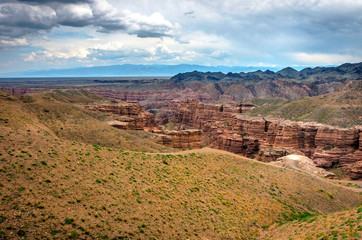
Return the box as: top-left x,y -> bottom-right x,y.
245,83 -> 362,127
0,89 -> 361,239
0,90 -> 174,152
261,206 -> 362,240
0,125 -> 361,239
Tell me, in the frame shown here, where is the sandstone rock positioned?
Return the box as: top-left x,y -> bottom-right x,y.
85,100 -> 158,131
171,99 -> 362,179
155,129 -> 202,149
343,161 -> 362,180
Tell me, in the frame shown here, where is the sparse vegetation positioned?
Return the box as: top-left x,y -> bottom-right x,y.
245,82 -> 362,127
0,89 -> 361,239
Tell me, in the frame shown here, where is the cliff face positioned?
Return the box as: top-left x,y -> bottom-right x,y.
171,100 -> 362,179
88,88 -> 213,109
85,101 -> 158,131
155,129 -> 202,149
85,100 -> 203,149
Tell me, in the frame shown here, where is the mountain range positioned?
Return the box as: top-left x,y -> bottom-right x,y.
0,64 -> 281,78
171,62 -> 362,83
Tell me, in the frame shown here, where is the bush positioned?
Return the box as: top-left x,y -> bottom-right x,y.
64,218 -> 74,224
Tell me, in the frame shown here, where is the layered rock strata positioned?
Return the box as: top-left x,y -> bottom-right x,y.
85,101 -> 158,131
155,129 -> 202,149
171,99 -> 362,179
88,88 -> 213,109
85,100 -> 203,149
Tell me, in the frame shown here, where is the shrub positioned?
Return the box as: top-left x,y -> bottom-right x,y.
64,218 -> 74,224
70,230 -> 79,238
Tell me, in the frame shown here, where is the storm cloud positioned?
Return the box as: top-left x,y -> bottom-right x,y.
0,0 -> 174,39
0,0 -> 362,73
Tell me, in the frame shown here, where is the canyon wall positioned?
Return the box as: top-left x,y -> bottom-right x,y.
85,100 -> 203,149
155,129 -> 202,149
85,101 -> 158,131
88,88 -> 213,109
170,100 -> 362,179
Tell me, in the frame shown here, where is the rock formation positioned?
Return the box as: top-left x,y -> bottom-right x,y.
85,100 -> 158,131
155,129 -> 202,149
169,99 -> 362,179
85,100 -> 203,149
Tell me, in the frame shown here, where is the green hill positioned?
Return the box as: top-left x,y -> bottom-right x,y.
245,80 -> 362,127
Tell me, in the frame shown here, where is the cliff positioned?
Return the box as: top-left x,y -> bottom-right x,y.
85,100 -> 202,149
155,129 -> 202,149
85,100 -> 158,131
171,100 -> 362,179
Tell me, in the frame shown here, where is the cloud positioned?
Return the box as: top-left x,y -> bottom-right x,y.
93,41 -> 124,51
0,0 -> 175,39
0,3 -> 56,37
0,37 -> 28,47
2,0 -> 362,71
55,3 -> 93,27
17,0 -> 92,3
124,11 -> 174,38
292,52 -> 362,66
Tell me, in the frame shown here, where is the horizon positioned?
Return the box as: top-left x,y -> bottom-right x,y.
0,62 -> 334,78
1,0 -> 362,75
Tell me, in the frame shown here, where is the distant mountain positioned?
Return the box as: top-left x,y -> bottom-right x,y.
0,64 -> 280,78
165,62 -> 362,101
170,62 -> 362,83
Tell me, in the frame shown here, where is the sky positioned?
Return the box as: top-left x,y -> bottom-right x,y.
1,0 -> 362,74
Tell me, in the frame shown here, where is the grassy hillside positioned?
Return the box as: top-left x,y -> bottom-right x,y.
0,90 -> 361,239
261,206 -> 362,240
0,128 -> 361,239
0,90 -> 173,152
245,80 -> 362,127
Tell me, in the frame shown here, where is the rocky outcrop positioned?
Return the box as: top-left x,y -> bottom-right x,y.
88,88 -> 213,109
155,129 -> 202,149
171,99 -> 362,179
85,100 -> 202,149
343,160 -> 362,180
85,100 -> 158,131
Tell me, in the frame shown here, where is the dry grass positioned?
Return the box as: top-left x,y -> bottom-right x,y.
0,126 -> 361,239
0,90 -> 361,239
245,81 -> 362,127
0,90 -> 173,152
261,206 -> 362,240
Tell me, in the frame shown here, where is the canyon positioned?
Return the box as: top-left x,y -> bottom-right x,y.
85,100 -> 203,150
2,62 -> 362,108
168,99 -> 362,179
86,98 -> 362,179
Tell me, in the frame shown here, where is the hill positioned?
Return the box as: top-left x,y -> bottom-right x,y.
0,90 -> 361,239
0,90 -> 173,152
2,62 -> 362,104
261,206 -> 362,239
171,62 -> 362,83
245,80 -> 362,128
167,62 -> 362,101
